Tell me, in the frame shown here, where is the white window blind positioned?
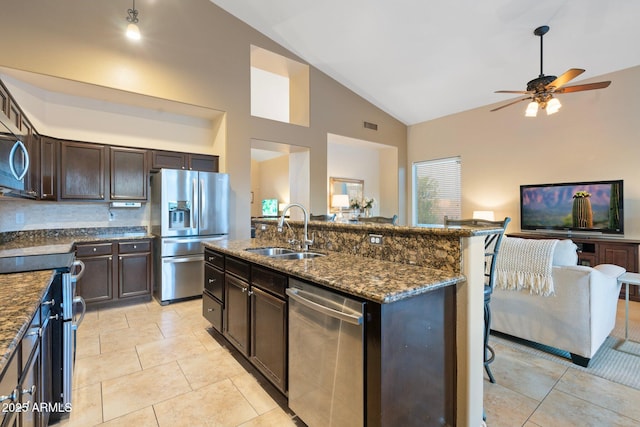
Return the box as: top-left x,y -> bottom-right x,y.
413,157 -> 461,225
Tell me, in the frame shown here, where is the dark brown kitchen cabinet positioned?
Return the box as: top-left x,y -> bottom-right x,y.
6,97 -> 21,130
0,309 -> 43,427
60,140 -> 106,200
76,239 -> 153,307
39,136 -> 58,200
150,150 -> 219,172
203,249 -> 288,393
118,241 -> 152,298
224,273 -> 250,356
188,153 -> 218,172
110,146 -> 148,200
250,271 -> 287,393
0,82 -> 8,115
20,117 -> 38,198
203,248 -> 225,333
0,350 -> 19,426
75,242 -> 114,304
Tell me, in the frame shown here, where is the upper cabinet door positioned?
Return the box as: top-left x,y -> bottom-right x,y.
60,140 -> 106,200
188,154 -> 218,172
150,150 -> 187,171
39,137 -> 58,200
110,146 -> 148,200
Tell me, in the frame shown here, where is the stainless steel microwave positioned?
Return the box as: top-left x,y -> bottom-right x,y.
0,116 -> 31,196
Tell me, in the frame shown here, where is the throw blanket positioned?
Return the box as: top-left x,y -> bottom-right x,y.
496,237 -> 558,296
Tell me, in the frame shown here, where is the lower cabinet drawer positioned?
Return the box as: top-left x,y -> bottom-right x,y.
205,264 -> 224,301
203,292 -> 223,333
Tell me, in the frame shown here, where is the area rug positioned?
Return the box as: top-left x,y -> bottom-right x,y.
491,332 -> 640,391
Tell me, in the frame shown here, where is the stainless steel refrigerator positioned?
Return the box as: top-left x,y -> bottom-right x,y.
151,168 -> 229,304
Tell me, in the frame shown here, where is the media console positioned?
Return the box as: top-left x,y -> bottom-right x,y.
509,232 -> 640,302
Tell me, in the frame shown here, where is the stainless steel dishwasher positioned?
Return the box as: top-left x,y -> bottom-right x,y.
286,279 -> 365,427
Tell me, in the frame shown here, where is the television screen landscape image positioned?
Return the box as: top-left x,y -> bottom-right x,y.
520,180 -> 623,235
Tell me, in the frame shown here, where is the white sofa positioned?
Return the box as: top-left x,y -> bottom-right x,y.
491,238 -> 625,367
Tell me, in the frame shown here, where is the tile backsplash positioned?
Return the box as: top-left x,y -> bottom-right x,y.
0,198 -> 149,232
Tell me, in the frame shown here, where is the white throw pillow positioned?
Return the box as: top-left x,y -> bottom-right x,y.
552,239 -> 578,266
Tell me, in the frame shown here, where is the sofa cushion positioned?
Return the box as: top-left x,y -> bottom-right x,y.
552,239 -> 578,266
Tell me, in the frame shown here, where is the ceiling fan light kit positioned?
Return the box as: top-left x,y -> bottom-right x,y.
491,25 -> 611,116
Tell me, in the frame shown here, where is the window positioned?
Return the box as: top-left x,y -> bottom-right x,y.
413,156 -> 461,225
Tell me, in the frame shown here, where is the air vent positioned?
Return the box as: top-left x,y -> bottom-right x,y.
363,121 -> 378,131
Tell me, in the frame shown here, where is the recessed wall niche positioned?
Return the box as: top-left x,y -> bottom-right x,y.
250,46 -> 310,127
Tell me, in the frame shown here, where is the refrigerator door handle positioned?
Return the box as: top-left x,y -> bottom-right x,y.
191,178 -> 198,231
200,178 -> 206,231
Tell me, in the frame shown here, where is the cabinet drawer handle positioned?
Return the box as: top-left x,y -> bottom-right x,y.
208,278 -> 216,283
21,385 -> 36,396
43,298 -> 55,306
247,290 -> 254,296
93,248 -> 97,252
50,314 -> 59,321
26,328 -> 40,337
0,389 -> 17,402
207,308 -> 214,312
241,287 -> 247,293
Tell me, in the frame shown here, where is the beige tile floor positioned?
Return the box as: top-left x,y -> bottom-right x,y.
54,297 -> 640,427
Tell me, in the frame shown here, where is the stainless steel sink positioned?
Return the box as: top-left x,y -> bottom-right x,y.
270,252 -> 326,260
244,247 -> 326,260
244,247 -> 295,256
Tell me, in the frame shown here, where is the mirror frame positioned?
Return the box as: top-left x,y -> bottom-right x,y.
329,177 -> 364,213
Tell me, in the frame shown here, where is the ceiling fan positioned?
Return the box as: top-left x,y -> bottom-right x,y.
491,25 -> 611,116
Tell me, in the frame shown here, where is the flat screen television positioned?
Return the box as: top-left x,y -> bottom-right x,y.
520,180 -> 623,235
261,199 -> 279,217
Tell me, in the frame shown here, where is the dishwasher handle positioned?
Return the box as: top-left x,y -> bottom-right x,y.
286,288 -> 363,325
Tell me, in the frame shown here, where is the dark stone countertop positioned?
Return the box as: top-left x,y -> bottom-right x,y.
0,227 -> 153,373
0,270 -> 55,372
204,239 -> 464,304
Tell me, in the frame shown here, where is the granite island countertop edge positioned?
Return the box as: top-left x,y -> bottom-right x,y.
204,239 -> 465,304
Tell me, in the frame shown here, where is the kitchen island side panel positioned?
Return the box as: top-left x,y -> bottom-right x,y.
366,285 -> 456,427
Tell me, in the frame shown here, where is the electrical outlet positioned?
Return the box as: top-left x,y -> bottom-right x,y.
369,234 -> 383,245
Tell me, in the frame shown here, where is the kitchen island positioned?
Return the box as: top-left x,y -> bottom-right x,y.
203,219 -> 500,426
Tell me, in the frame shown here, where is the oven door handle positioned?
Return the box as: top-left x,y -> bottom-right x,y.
72,296 -> 86,330
71,259 -> 85,282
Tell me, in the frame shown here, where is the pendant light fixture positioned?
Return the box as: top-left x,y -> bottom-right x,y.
126,0 -> 141,40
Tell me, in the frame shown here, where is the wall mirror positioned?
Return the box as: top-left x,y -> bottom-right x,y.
329,177 -> 364,213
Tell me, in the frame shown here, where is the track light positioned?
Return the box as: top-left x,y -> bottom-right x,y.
126,0 -> 141,40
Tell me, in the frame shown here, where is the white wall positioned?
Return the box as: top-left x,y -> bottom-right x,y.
0,0 -> 407,239
408,66 -> 640,238
327,135 -> 399,219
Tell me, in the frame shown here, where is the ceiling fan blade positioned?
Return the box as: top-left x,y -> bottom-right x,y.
490,97 -> 532,112
495,90 -> 532,94
546,68 -> 585,90
555,81 -> 611,93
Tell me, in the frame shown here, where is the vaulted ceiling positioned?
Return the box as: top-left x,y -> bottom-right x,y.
211,0 -> 640,125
